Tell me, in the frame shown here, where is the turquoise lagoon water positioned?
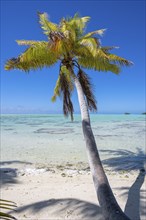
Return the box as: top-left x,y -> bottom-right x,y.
1,114 -> 145,170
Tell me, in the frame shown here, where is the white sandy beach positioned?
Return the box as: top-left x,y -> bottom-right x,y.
1,165 -> 146,220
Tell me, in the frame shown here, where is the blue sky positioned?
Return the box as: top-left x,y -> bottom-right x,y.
1,0 -> 145,114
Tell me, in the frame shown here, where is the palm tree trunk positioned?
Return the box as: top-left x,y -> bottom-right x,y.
73,75 -> 131,220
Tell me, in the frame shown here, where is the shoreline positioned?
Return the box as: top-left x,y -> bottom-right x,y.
1,164 -> 145,220
1,160 -> 145,177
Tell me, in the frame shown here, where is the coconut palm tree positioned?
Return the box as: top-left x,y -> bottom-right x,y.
5,13 -> 132,219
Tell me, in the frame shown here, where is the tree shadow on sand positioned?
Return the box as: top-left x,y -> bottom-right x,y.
101,147 -> 145,171
0,160 -> 32,187
10,198 -> 104,220
101,147 -> 146,220
7,148 -> 146,219
123,169 -> 145,220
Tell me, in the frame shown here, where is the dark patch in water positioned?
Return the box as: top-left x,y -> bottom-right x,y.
66,121 -> 80,124
4,128 -> 14,131
95,134 -> 119,138
27,123 -> 44,126
34,128 -> 74,134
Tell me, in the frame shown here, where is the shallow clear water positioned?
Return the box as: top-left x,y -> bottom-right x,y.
1,114 -> 145,170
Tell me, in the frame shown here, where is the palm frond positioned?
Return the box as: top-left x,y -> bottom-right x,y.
60,72 -> 74,120
16,40 -> 43,46
81,16 -> 90,24
60,19 -> 76,43
38,12 -> 58,35
78,51 -> 121,74
73,42 -> 92,58
101,46 -> 119,52
0,199 -> 17,219
70,13 -> 90,28
60,66 -> 74,90
101,47 -> 133,66
0,212 -> 16,220
5,42 -> 59,71
77,69 -> 97,111
49,36 -> 71,57
107,54 -> 133,66
51,76 -> 61,102
82,29 -> 106,39
67,14 -> 90,38
78,37 -> 100,55
52,68 -> 74,120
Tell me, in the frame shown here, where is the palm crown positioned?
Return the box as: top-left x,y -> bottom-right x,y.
5,13 -> 132,120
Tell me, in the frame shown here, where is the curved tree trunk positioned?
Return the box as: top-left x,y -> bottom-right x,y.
73,75 -> 131,220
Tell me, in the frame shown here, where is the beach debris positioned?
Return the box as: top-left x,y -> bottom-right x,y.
17,168 -> 49,176
61,173 -> 66,177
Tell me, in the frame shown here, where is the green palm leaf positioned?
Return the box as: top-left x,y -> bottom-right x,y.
78,37 -> 100,56
67,14 -> 90,39
78,52 -> 120,74
60,19 -> 77,44
70,13 -> 90,30
0,199 -> 17,219
5,42 -> 59,71
107,54 -> 133,66
38,12 -> 58,35
101,46 -> 119,52
51,75 -> 62,102
82,29 -> 106,39
16,40 -> 42,46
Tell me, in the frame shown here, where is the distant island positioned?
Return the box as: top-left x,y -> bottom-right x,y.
124,112 -> 146,115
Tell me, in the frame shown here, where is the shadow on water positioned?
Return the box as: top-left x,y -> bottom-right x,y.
0,160 -> 32,187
